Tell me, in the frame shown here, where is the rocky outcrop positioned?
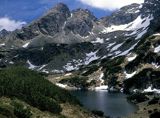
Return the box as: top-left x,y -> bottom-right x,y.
0,29 -> 9,38
16,3 -> 71,40
100,3 -> 141,26
64,8 -> 97,37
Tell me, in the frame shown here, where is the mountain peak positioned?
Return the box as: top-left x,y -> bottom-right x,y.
72,8 -> 97,21
53,3 -> 70,12
0,29 -> 9,37
100,3 -> 141,26
45,3 -> 70,17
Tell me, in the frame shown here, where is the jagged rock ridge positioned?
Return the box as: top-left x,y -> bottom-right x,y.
0,0 -> 160,74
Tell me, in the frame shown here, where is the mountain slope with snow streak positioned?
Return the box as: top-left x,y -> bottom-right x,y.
0,0 -> 160,75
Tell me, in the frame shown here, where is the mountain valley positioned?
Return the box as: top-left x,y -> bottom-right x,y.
0,0 -> 160,118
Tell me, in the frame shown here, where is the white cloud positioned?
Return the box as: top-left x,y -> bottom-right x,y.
79,0 -> 144,10
0,17 -> 26,31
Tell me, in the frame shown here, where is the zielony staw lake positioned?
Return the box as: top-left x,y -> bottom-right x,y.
70,90 -> 138,118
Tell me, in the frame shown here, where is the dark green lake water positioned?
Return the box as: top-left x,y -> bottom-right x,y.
70,90 -> 137,118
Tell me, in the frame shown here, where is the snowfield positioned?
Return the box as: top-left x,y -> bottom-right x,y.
102,14 -> 154,40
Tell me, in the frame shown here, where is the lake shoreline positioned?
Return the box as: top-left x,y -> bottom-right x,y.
70,90 -> 138,118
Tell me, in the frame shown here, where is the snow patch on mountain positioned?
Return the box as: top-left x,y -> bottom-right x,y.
110,43 -> 123,52
102,14 -> 153,39
98,73 -> 104,84
22,42 -> 30,48
63,62 -> 79,71
95,74 -> 108,90
0,43 -> 5,47
91,37 -> 104,44
63,51 -> 99,71
153,33 -> 160,36
27,60 -> 38,69
41,69 -> 49,74
154,45 -> 160,53
152,62 -> 160,69
9,61 -> 14,64
95,85 -> 108,90
127,54 -> 137,62
85,51 -> 99,65
51,70 -> 64,73
107,42 -> 116,48
102,24 -> 128,33
56,83 -> 68,88
114,50 -> 121,55
124,71 -> 137,79
143,85 -> 160,93
38,64 -> 47,71
64,73 -> 72,76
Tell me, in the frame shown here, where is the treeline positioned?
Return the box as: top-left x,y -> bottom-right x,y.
0,66 -> 79,114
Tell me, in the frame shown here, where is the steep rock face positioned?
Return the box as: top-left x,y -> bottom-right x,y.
100,3 -> 141,26
142,0 -> 160,34
0,29 -> 9,38
2,3 -> 98,46
64,9 -> 97,37
16,3 -> 71,40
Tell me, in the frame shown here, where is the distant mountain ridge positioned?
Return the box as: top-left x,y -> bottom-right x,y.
0,0 -> 160,74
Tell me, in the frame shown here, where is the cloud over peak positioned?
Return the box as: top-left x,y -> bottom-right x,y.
79,0 -> 144,10
0,17 -> 26,31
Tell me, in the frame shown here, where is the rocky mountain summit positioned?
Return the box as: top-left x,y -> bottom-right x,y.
0,0 -> 160,92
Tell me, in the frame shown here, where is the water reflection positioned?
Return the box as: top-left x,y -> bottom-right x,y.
70,90 -> 137,118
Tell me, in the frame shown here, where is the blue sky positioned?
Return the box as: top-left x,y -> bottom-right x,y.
0,0 -> 111,23
0,0 -> 144,31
